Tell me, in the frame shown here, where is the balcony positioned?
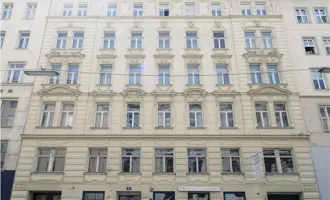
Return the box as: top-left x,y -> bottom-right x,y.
1,117 -> 14,127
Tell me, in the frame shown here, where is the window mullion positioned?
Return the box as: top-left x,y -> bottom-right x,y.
229,156 -> 233,172
96,156 -> 100,172
129,156 -> 132,172
48,149 -> 55,172
195,157 -> 199,172
163,156 -> 166,172
275,149 -> 282,173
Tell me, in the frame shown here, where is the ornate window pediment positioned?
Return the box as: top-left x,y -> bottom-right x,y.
38,85 -> 80,96
248,85 -> 291,96
46,50 -> 85,64
97,55 -> 117,65
90,89 -> 115,102
182,54 -> 203,65
57,20 -> 85,31
154,54 -> 174,65
122,88 -> 146,102
243,50 -> 283,63
183,88 -> 207,102
240,20 -> 272,30
125,54 -> 145,64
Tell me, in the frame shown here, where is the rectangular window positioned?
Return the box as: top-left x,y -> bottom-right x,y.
315,8 -> 328,23
56,32 -> 67,49
154,192 -> 175,200
267,64 -> 280,84
221,149 -> 241,172
296,8 -> 310,23
1,141 -> 8,168
187,65 -> 200,84
78,3 -> 87,16
213,32 -> 225,49
241,4 -> 251,16
107,3 -> 117,16
155,148 -> 173,172
24,3 -> 37,19
126,104 -> 140,128
216,65 -> 229,85
129,65 -> 141,84
219,103 -> 234,128
49,64 -> 61,84
133,3 -> 143,16
40,103 -> 55,127
311,70 -> 327,89
261,32 -> 273,48
323,38 -> 330,55
131,32 -> 142,49
121,148 -> 140,172
67,65 -> 79,84
159,3 -> 169,16
157,103 -> 171,128
319,105 -> 330,131
303,38 -> 317,54
250,65 -> 262,84
6,63 -> 24,83
263,149 -> 294,173
255,102 -> 270,128
83,192 -> 104,200
0,31 -> 5,48
274,103 -> 290,127
62,4 -> 72,16
189,104 -> 203,128
256,4 -> 267,15
224,192 -> 246,200
17,32 -> 30,49
186,32 -> 198,49
36,148 -> 65,172
185,3 -> 195,16
211,3 -> 221,16
188,149 -> 207,172
60,103 -> 74,127
72,32 -> 84,48
245,32 -> 256,48
1,4 -> 13,19
88,148 -> 107,172
0,100 -> 17,127
158,65 -> 170,85
103,32 -> 115,49
159,32 -> 170,49
94,103 -> 109,128
100,65 -> 112,85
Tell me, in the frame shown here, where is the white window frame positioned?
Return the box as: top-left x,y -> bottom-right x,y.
1,100 -> 17,127
303,38 -> 318,55
126,104 -> 140,128
131,32 -> 142,49
94,103 -> 109,128
17,32 -> 30,49
219,103 -> 234,128
107,3 -> 117,16
314,8 -> 329,23
103,32 -> 115,49
263,149 -> 295,173
274,103 -> 290,127
62,4 -> 73,16
72,32 -> 84,49
49,64 -> 61,84
24,3 -> 37,19
188,148 -> 207,173
221,148 -> 241,172
255,102 -> 270,128
187,65 -> 200,85
261,32 -> 274,49
60,103 -> 74,127
40,103 -> 55,127
296,8 -> 310,23
250,65 -> 263,84
158,65 -> 170,85
158,32 -> 170,49
323,38 -> 330,55
121,148 -> 140,172
256,4 -> 267,15
88,148 -> 107,173
35,148 -> 66,172
133,3 -> 143,16
56,32 -> 67,49
155,148 -> 174,173
245,32 -> 256,48
159,3 -> 169,16
6,63 -> 24,83
1,141 -> 8,169
186,32 -> 198,49
213,32 -> 225,49
319,105 -> 330,132
0,31 -> 5,48
267,64 -> 280,84
129,65 -> 141,85
67,65 -> 79,84
240,4 -> 251,16
211,3 -> 221,16
99,65 -> 112,85
216,65 -> 229,85
311,70 -> 327,89
78,3 -> 87,16
185,3 -> 195,16
189,104 -> 203,128
157,103 -> 171,128
1,3 -> 13,19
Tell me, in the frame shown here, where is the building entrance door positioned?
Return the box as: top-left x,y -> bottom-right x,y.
33,193 -> 61,200
118,195 -> 141,200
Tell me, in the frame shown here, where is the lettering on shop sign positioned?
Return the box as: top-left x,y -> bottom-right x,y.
178,186 -> 221,192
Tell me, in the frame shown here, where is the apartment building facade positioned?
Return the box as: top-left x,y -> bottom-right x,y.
8,0 -> 322,200
0,1 -> 51,200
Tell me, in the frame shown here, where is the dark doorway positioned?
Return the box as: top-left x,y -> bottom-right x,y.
33,193 -> 61,200
268,194 -> 300,200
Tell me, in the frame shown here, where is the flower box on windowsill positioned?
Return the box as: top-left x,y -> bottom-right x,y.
155,127 -> 174,129
90,127 -> 109,129
152,172 -> 176,175
35,126 -> 73,129
187,127 -> 206,129
186,172 -> 210,175
122,127 -> 141,129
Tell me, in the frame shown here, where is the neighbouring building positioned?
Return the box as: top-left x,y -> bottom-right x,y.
0,1 -> 51,200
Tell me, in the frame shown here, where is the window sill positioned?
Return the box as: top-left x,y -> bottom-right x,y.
123,127 -> 141,129
265,172 -> 299,176
100,48 -> 115,51
118,172 -> 141,175
221,172 -> 245,175
1,82 -> 33,86
212,48 -> 229,51
188,127 -> 206,129
31,172 -> 64,175
14,48 -> 28,50
95,84 -> 112,87
156,84 -> 172,86
126,84 -> 142,87
186,172 -> 210,175
219,127 -> 238,129
35,126 -> 73,129
153,172 -> 176,175
156,48 -> 172,51
1,126 -> 12,128
256,126 -> 294,129
155,127 -> 174,129
90,127 -> 109,129
84,172 -> 107,175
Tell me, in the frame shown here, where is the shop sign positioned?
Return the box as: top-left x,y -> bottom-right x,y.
177,186 -> 220,192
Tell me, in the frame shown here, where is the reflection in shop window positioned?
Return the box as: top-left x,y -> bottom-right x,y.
153,192 -> 175,200
224,192 -> 246,200
188,193 -> 209,200
119,195 -> 141,200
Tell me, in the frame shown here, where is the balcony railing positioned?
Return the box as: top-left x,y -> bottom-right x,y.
1,117 -> 14,127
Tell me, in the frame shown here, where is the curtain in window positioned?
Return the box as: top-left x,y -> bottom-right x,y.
132,157 -> 140,172
155,157 -> 163,172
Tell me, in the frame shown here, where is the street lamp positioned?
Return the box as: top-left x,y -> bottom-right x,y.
24,69 -> 59,76
319,67 -> 330,73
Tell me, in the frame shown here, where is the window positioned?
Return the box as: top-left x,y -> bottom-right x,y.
188,149 -> 207,172
126,104 -> 140,128
88,148 -> 107,172
153,192 -> 175,200
60,103 -> 74,127
62,4 -> 72,16
189,104 -> 203,128
1,100 -> 17,127
107,3 -> 117,16
1,141 -> 8,168
211,3 -> 221,16
0,31 -> 5,48
83,192 -> 104,200
255,102 -> 270,128
216,65 -> 229,85
103,32 -> 115,49
311,70 -> 327,89
219,103 -> 234,128
159,32 -> 170,49
129,65 -> 141,84
274,103 -> 289,127
155,149 -> 173,172
296,8 -> 310,23
261,32 -> 273,48
94,103 -> 109,128
213,32 -> 225,49
158,65 -> 170,85
159,3 -> 169,16
49,64 -> 61,84
1,4 -> 13,19
256,4 -> 267,15
56,32 -> 67,49
40,103 -> 55,127
157,103 -> 171,128
36,148 -> 65,172
188,193 -> 209,200
121,148 -> 140,172
221,149 -> 241,172
72,32 -> 84,48
323,38 -> 330,55
17,32 -> 30,49
67,65 -> 79,84
187,65 -> 200,85
186,32 -> 198,49
250,65 -> 262,84
224,192 -> 246,200
185,3 -> 195,16
319,105 -> 330,131
241,4 -> 251,16
263,149 -> 294,173
78,3 -> 87,16
133,3 -> 143,16
267,65 -> 280,84
131,32 -> 142,49
6,63 -> 24,83
100,65 -> 112,85
245,32 -> 256,48
24,3 -> 37,19
303,38 -> 317,54
315,8 -> 328,23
